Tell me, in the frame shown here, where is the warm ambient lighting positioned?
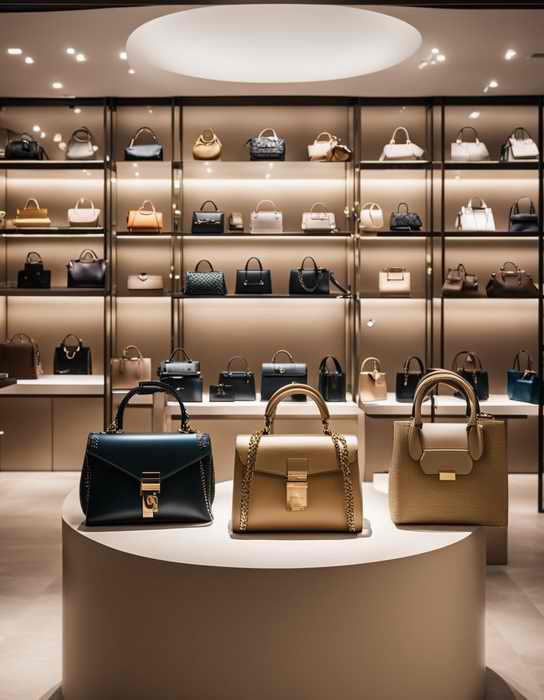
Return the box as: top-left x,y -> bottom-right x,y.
65,47 -> 76,55
468,111 -> 480,119
419,46 -> 446,69
76,53 -> 86,62
32,125 -> 40,132
73,107 -> 82,114
24,56 -> 34,65
505,49 -> 517,61
40,131 -> 46,138
128,68 -> 136,75
483,79 -> 499,93
119,50 -> 128,60
7,48 -> 23,55
53,133 -> 62,142
51,81 -> 63,89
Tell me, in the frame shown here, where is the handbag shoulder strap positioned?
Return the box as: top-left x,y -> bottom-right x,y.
199,200 -> 219,212
195,259 -> 214,272
271,348 -> 295,364
501,261 -> 520,274
60,333 -> 82,348
360,356 -> 382,373
198,128 -> 219,143
244,256 -> 263,272
26,251 -> 43,264
467,197 -> 487,209
130,126 -> 159,146
168,347 -> 193,363
319,355 -> 343,374
402,355 -> 425,374
258,128 -> 278,139
390,127 -> 411,144
254,200 -> 278,212
511,196 -> 536,215
226,355 -> 249,373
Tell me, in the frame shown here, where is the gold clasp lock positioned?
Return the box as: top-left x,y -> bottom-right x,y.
140,471 -> 161,518
286,458 -> 308,511
439,471 -> 457,481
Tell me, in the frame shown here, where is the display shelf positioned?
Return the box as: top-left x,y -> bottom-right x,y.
0,160 -> 105,170
359,160 -> 432,170
173,293 -> 351,299
443,160 -> 539,171
115,231 -> 179,238
0,378 -> 17,390
361,231 -> 541,239
0,374 -> 104,396
1,228 -> 105,237
0,288 -> 106,297
362,392 -> 538,417
181,233 -> 352,239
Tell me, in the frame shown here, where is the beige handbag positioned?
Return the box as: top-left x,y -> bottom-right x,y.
192,128 -> 222,160
68,198 -> 101,228
389,370 -> 508,526
307,131 -> 338,160
359,357 -> 387,404
15,198 -> 51,228
127,273 -> 164,291
359,202 -> 384,231
111,345 -> 152,389
127,200 -> 163,232
379,267 -> 411,296
232,383 -> 363,533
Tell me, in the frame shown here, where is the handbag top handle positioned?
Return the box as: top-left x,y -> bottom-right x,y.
456,126 -> 480,143
226,355 -> 249,373
501,261 -> 521,274
23,198 -> 41,210
315,131 -> 334,141
451,350 -> 483,372
390,126 -> 411,144
199,128 -> 219,143
310,202 -> 330,214
75,197 -> 96,210
512,126 -> 532,140
199,200 -> 219,212
271,348 -> 295,364
9,332 -> 35,345
264,384 -> 330,434
257,128 -> 279,139
194,259 -> 215,272
402,354 -> 425,374
254,199 -> 279,213
396,202 -> 410,214
77,249 -> 99,262
319,355 -> 343,374
297,255 -> 323,293
299,255 -> 320,272
26,251 -> 43,263
360,356 -> 383,373
168,347 -> 193,363
122,344 -> 144,360
130,126 -> 159,146
60,333 -> 82,348
138,200 -> 157,213
244,256 -> 264,272
111,380 -> 193,434
467,197 -> 487,209
512,350 -> 535,373
361,201 -> 381,211
69,127 -> 93,144
10,132 -> 35,143
511,196 -> 536,215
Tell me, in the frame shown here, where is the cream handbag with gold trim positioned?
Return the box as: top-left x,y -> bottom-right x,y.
232,384 -> 363,533
359,357 -> 387,404
389,370 -> 508,526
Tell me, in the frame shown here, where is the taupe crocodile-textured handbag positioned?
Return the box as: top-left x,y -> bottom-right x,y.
232,383 -> 363,533
389,369 -> 508,526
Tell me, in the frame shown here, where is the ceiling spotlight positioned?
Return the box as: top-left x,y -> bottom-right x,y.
65,47 -> 76,55
53,133 -> 62,142
74,107 -> 82,114
119,50 -> 128,61
76,53 -> 86,62
40,131 -> 46,138
128,68 -> 136,75
51,81 -> 63,89
32,124 -> 41,132
24,56 -> 34,65
505,49 -> 517,61
431,47 -> 440,55
468,111 -> 480,119
7,48 -> 23,55
436,54 -> 446,63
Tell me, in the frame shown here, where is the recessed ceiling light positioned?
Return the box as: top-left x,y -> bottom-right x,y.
66,47 -> 76,55
7,48 -> 23,55
52,81 -> 63,89
76,53 -> 86,62
53,133 -> 62,142
32,125 -> 40,132
468,111 -> 480,119
40,131 -> 46,138
505,49 -> 517,61
73,107 -> 82,114
24,56 -> 34,65
119,50 -> 128,61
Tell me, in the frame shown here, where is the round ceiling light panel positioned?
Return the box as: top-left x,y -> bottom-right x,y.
127,5 -> 422,83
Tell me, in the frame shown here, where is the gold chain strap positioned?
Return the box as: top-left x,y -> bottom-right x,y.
326,429 -> 356,533
238,428 -> 267,531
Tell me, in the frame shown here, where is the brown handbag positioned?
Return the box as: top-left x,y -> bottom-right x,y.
127,200 -> 164,232
232,383 -> 363,533
389,369 -> 508,526
0,333 -> 43,379
111,345 -> 152,389
14,198 -> 51,228
359,356 -> 387,403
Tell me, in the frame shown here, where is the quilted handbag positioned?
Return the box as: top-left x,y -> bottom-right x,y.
17,251 -> 51,289
67,249 -> 106,288
359,202 -> 384,231
450,126 -> 490,162
14,198 -> 51,228
389,370 -> 508,526
68,198 -> 101,228
235,256 -> 272,294
111,345 -> 152,389
307,131 -> 337,161
0,333 -> 43,379
509,196 -> 539,233
359,357 -> 387,404
486,261 -> 538,298
456,197 -> 495,232
318,355 -> 346,402
507,350 -> 540,405
54,333 -> 92,375
127,273 -> 164,291
451,350 -> 489,402
379,267 -> 411,296
192,128 -> 222,160
288,256 -> 348,296
246,128 -> 285,161
127,200 -> 163,232
191,200 -> 224,235
501,127 -> 539,161
395,355 -> 426,402
389,202 -> 423,231
65,127 -> 97,160
124,127 -> 163,161
184,259 -> 227,296
219,355 -> 256,401
380,127 -> 424,161
261,349 -> 308,401
158,348 -> 203,402
80,380 -> 214,526
301,202 -> 337,233
5,133 -> 47,160
249,200 -> 283,234
442,263 -> 480,298
232,383 -> 363,533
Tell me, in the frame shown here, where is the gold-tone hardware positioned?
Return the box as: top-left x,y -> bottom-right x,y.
439,471 -> 457,481
286,458 -> 308,511
140,471 -> 161,518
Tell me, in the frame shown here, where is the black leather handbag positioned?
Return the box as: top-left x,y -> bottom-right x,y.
158,348 -> 203,402
451,350 -> 489,401
246,128 -> 285,161
191,200 -> 224,235
219,355 -> 256,401
235,257 -> 272,295
209,384 -> 235,402
288,256 -> 349,296
261,349 -> 307,401
80,381 -> 214,526
124,127 -> 163,161
318,355 -> 346,402
67,249 -> 106,288
54,334 -> 92,375
17,251 -> 51,289
5,132 -> 47,160
389,202 -> 423,231
486,261 -> 538,298
184,259 -> 227,296
395,355 -> 426,402
508,350 -> 540,405
509,197 -> 539,233
442,263 -> 480,298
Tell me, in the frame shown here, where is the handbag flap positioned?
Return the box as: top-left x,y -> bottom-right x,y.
236,434 -> 357,474
417,423 -> 473,476
160,360 -> 200,375
262,363 -> 307,376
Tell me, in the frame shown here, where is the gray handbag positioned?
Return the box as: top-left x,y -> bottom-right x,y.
65,127 -> 96,160
184,259 -> 227,296
124,127 -> 163,161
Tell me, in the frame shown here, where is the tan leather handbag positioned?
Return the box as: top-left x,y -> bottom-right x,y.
127,200 -> 163,232
15,198 -> 51,228
232,384 -> 363,533
389,370 -> 508,527
359,357 -> 387,403
127,273 -> 164,291
0,333 -> 43,379
111,345 -> 152,389
192,128 -> 222,160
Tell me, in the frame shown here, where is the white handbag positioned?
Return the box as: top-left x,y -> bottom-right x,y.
301,202 -> 337,232
249,200 -> 283,234
68,198 -> 101,227
504,127 -> 539,161
359,202 -> 384,231
379,267 -> 411,296
307,131 -> 338,161
380,127 -> 424,161
127,273 -> 164,290
65,127 -> 97,161
450,127 -> 489,162
456,197 -> 496,232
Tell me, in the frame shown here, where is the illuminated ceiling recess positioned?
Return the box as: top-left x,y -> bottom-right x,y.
127,5 -> 422,84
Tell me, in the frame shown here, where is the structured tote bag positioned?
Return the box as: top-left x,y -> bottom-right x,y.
66,127 -> 97,161
380,127 -> 424,161
67,249 -> 106,288
5,133 -> 47,160
501,127 -> 539,161
184,259 -> 227,296
486,261 -> 538,298
246,127 -> 285,161
395,355 -> 426,402
288,255 -> 348,296
359,202 -> 384,231
219,355 -> 256,401
54,334 -> 92,375
389,203 -> 423,231
456,197 -> 495,232
451,350 -> 489,401
80,381 -> 214,526
389,370 -> 508,526
232,383 -> 363,533
250,200 -> 283,234
191,200 -> 224,235
111,345 -> 152,389
0,333 -> 43,379
359,357 -> 387,404
507,351 -> 540,405
318,355 -> 346,402
307,131 -> 338,161
379,267 -> 411,296
15,198 -> 51,228
450,126 -> 489,162
68,198 -> 101,227
158,348 -> 203,402
442,263 -> 480,298
261,349 -> 308,401
127,200 -> 163,232
301,202 -> 337,233
124,126 -> 163,161
509,196 -> 539,233
235,256 -> 272,294
17,251 -> 51,289
192,128 -> 222,160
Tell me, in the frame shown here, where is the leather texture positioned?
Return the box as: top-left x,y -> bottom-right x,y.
486,262 -> 538,298
395,355 -> 425,402
192,129 -> 222,160
501,128 -> 539,161
124,127 -> 163,161
247,128 -> 285,161
17,252 -> 51,289
451,350 -> 489,401
191,200 -> 224,234
184,259 -> 227,296
209,384 -> 235,401
111,346 -> 152,389
15,198 -> 51,228
67,249 -> 106,288
307,131 -> 337,161
389,203 -> 422,231
0,334 -> 43,379
507,351 -> 540,405
158,349 -> 203,402
318,355 -> 346,402
68,198 -> 100,227
442,264 -> 480,298
235,257 -> 272,294
250,200 -> 283,234
456,198 -> 495,232
219,356 -> 256,400
127,201 -> 163,232
54,334 -> 92,375
450,127 -> 489,162
380,127 -> 424,161
379,267 -> 411,296
301,203 -> 336,232
127,274 -> 164,291
261,350 -> 307,401
65,127 -> 96,161
5,133 -> 46,160
359,357 -> 387,403
289,256 -> 330,295
509,197 -> 539,233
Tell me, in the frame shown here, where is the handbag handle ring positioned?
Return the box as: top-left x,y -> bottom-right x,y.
75,197 -> 96,210
512,349 -> 535,372
456,126 -> 480,143
451,350 -> 483,372
78,249 -> 99,262
310,202 -> 329,214
26,251 -> 43,263
23,198 -> 41,210
402,354 -> 425,375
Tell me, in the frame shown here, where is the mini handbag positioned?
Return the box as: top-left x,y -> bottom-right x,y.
232,384 -> 363,533
318,355 -> 346,402
395,355 -> 426,403
219,355 -> 256,401
261,349 -> 308,401
249,200 -> 283,234
191,200 -> 224,235
442,264 -> 480,298
184,259 -> 227,296
235,256 -> 272,294
301,202 -> 337,233
15,198 -> 51,228
192,128 -> 222,160
246,128 -> 285,161
507,350 -> 540,405
228,212 -> 244,232
501,127 -> 539,161
359,202 -> 384,231
307,131 -> 338,161
380,127 -> 424,161
389,370 -> 507,526
67,249 -> 106,288
127,273 -> 164,291
5,133 -> 47,160
124,127 -> 163,161
486,261 -> 538,298
158,348 -> 203,402
379,267 -> 411,296
80,380 -> 214,526
127,200 -> 163,232
450,126 -> 490,162
54,333 -> 92,375
111,345 -> 152,389
65,127 -> 97,161
389,203 -> 423,231
451,350 -> 489,402
456,197 -> 495,232
17,251 -> 51,289
359,357 -> 387,403
209,384 -> 235,402
509,196 -> 539,233
288,256 -> 348,296
0,333 -> 43,379
68,198 -> 101,228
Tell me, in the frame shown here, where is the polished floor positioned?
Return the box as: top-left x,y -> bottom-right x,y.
0,473 -> 543,700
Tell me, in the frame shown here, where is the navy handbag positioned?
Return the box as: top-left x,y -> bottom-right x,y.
507,350 -> 540,405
